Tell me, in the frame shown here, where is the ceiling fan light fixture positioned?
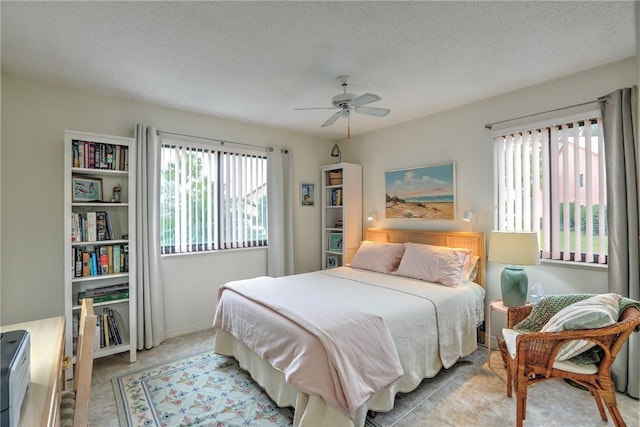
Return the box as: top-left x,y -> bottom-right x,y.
295,75 -> 391,134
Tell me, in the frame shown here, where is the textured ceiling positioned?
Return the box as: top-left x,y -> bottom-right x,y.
1,1 -> 636,140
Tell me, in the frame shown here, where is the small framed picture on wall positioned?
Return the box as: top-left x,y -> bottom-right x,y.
300,183 -> 315,206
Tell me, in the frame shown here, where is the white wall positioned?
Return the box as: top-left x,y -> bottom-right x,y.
2,57 -> 637,338
344,57 -> 637,336
0,74 -> 332,335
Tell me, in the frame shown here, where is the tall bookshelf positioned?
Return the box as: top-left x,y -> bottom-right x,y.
321,162 -> 362,268
64,130 -> 137,368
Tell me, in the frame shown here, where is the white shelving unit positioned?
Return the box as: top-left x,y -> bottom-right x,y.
321,162 -> 362,268
64,130 -> 137,367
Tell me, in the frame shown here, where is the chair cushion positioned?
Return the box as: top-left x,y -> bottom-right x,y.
512,294 -> 640,365
540,293 -> 620,361
502,328 -> 598,375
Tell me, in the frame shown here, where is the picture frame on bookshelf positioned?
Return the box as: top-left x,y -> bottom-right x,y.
328,232 -> 343,251
327,255 -> 338,269
72,175 -> 103,202
300,183 -> 315,206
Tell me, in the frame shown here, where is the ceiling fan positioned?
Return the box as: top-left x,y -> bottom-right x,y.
295,75 -> 390,139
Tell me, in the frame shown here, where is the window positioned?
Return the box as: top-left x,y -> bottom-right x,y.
494,113 -> 607,264
160,141 -> 268,254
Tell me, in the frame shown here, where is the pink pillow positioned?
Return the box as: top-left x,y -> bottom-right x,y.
396,242 -> 470,287
350,241 -> 405,274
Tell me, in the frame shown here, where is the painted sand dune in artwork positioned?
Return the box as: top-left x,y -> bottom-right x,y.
386,200 -> 453,219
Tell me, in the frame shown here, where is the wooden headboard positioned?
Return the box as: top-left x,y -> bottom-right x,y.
364,228 -> 486,287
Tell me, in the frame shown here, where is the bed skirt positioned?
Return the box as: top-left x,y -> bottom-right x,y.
213,328 -> 430,427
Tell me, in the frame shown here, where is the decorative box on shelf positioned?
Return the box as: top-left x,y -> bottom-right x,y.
328,171 -> 343,185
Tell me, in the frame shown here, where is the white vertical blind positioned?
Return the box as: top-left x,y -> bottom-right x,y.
494,114 -> 607,264
596,118 -> 607,263
584,122 -> 594,263
160,143 -> 267,254
541,129 -> 551,258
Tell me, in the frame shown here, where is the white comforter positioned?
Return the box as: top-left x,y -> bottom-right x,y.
213,266 -> 485,422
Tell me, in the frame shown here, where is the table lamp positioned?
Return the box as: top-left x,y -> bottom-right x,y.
488,231 -> 540,307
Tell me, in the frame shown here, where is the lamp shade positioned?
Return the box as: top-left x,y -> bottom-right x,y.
488,231 -> 540,266
462,210 -> 475,222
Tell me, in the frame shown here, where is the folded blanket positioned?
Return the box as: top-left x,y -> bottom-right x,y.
513,294 -> 640,364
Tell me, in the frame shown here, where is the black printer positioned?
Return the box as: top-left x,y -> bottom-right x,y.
1,330 -> 30,427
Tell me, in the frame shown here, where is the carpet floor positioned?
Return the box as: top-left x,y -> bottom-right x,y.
90,328 -> 639,426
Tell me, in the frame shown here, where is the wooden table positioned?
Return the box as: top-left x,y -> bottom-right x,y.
1,316 -> 65,427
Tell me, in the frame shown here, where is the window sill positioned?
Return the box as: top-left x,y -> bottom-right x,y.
161,245 -> 268,258
540,258 -> 607,271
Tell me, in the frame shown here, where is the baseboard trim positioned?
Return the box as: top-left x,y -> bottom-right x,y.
165,321 -> 213,339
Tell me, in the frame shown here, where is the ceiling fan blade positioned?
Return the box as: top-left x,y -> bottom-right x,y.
295,106 -> 336,111
351,93 -> 381,108
355,106 -> 390,117
321,110 -> 344,127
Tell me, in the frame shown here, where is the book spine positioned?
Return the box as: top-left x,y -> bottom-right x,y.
87,212 -> 97,242
78,141 -> 85,169
72,141 -> 80,168
107,145 -> 114,170
90,252 -> 98,276
105,308 -> 117,345
99,315 -> 105,348
88,142 -> 96,169
123,244 -> 129,272
82,252 -> 90,277
102,310 -> 110,347
75,248 -> 83,278
113,245 -> 121,273
104,212 -> 113,240
108,308 -> 123,344
107,245 -> 114,274
100,246 -> 109,275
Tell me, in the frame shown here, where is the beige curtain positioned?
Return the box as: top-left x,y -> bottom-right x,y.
135,124 -> 166,349
266,148 -> 294,277
600,86 -> 639,398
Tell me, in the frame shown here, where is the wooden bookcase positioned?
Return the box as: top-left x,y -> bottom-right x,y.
63,130 -> 137,368
321,162 -> 362,268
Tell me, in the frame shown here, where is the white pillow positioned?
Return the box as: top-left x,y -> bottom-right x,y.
395,242 -> 470,287
349,241 -> 405,274
541,293 -> 620,361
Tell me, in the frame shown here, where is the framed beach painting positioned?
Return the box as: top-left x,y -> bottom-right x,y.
385,162 -> 455,219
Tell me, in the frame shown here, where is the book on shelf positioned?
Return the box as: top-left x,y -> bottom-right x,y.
99,246 -> 109,275
123,244 -> 129,272
74,244 -> 127,277
74,248 -> 83,278
330,188 -> 343,206
72,211 -> 114,243
78,283 -> 129,304
86,212 -> 97,242
107,307 -> 123,345
96,211 -> 109,240
82,252 -> 90,277
113,245 -> 121,273
71,139 -> 129,171
107,245 -> 114,274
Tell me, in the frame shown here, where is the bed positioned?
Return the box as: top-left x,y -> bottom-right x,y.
212,228 -> 486,426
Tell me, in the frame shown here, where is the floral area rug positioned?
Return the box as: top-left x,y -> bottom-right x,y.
112,351 -> 294,426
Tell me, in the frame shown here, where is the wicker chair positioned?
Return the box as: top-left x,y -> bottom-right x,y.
499,304 -> 640,427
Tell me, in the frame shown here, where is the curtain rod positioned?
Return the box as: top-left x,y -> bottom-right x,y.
484,96 -> 611,130
157,129 -> 276,152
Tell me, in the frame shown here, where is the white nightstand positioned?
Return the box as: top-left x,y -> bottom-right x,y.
487,298 -> 509,368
